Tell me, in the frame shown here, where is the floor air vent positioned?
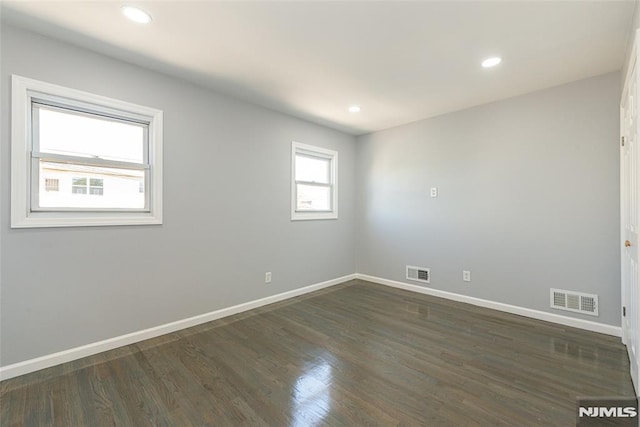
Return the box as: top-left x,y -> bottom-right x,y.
550,288 -> 598,316
406,265 -> 430,284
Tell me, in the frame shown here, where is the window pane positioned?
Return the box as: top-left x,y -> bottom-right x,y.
37,105 -> 145,164
295,154 -> 330,184
39,161 -> 145,209
296,184 -> 331,211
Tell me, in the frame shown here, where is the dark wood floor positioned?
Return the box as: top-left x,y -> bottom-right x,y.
0,280 -> 635,426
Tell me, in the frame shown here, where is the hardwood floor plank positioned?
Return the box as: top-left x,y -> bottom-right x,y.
0,381 -> 26,427
0,280 -> 635,426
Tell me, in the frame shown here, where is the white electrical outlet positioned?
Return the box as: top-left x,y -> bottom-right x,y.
430,187 -> 438,198
463,270 -> 471,282
265,272 -> 272,283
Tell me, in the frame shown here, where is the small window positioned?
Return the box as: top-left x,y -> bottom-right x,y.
89,179 -> 104,196
44,178 -> 59,192
72,178 -> 88,195
11,75 -> 163,228
291,141 -> 338,220
69,177 -> 104,196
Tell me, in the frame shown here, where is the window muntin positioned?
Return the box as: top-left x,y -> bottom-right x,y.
11,75 -> 163,228
291,142 -> 338,220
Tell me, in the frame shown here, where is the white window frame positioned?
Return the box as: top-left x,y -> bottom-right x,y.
11,75 -> 163,228
291,141 -> 338,221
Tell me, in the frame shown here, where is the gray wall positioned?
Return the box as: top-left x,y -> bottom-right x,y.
355,72 -> 622,326
0,25 -> 356,366
623,0 -> 640,81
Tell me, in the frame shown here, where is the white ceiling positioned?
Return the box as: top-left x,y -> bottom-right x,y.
2,1 -> 636,135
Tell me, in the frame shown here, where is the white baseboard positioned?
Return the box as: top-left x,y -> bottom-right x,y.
0,274 -> 356,381
356,274 -> 622,337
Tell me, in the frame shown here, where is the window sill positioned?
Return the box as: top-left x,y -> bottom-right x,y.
291,211 -> 338,221
11,211 -> 162,228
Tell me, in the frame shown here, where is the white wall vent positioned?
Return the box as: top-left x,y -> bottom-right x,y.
550,288 -> 598,316
406,265 -> 430,284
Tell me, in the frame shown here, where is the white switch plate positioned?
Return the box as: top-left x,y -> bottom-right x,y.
430,187 -> 438,198
463,270 -> 471,282
265,272 -> 272,283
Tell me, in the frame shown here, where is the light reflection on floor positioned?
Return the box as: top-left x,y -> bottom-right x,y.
550,337 -> 598,364
291,356 -> 333,427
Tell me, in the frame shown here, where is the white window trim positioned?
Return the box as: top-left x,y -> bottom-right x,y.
291,141 -> 338,221
11,75 -> 163,228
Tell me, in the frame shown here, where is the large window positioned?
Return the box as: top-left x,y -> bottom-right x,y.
291,141 -> 338,220
11,75 -> 163,228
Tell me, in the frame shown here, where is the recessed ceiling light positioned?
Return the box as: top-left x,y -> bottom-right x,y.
121,6 -> 152,24
482,57 -> 502,68
348,105 -> 361,113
